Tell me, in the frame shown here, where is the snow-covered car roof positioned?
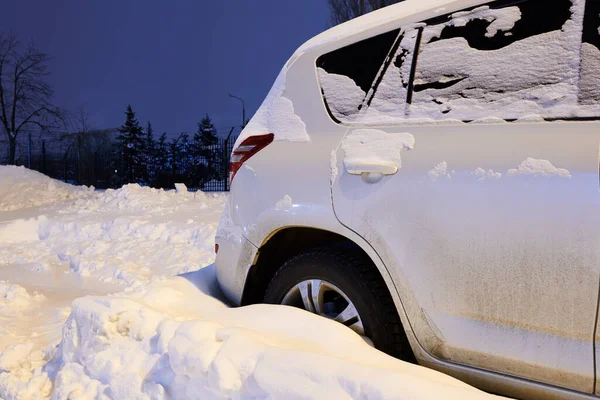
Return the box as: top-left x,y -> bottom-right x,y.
295,0 -> 491,56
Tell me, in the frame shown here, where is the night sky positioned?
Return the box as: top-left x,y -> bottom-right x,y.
1,1 -> 330,137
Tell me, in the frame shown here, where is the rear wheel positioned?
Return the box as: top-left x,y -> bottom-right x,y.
264,249 -> 414,361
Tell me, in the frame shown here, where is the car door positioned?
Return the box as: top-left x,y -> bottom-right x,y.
323,0 -> 600,393
581,0 -> 600,395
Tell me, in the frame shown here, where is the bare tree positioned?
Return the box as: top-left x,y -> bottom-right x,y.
0,33 -> 61,164
327,0 -> 404,26
69,106 -> 93,136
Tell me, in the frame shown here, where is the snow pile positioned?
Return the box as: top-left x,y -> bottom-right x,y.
0,183 -> 225,287
0,282 -> 45,313
0,166 -> 93,212
67,183 -> 209,214
0,342 -> 52,399
0,167 -> 229,399
45,269 -> 498,400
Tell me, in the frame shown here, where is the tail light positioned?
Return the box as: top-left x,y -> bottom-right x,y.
230,133 -> 274,183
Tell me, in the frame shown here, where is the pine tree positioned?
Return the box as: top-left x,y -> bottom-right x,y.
116,105 -> 147,184
169,135 -> 185,187
191,114 -> 219,186
180,132 -> 190,172
148,132 -> 171,188
196,115 -> 218,147
144,122 -> 156,182
156,132 -> 169,173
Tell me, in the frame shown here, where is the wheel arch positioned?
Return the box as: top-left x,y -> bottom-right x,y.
241,226 -> 355,305
241,226 -> 392,308
241,225 -> 416,361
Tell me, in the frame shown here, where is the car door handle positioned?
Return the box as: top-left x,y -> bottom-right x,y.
346,162 -> 398,175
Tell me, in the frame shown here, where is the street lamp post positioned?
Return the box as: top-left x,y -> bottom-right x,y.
228,93 -> 246,129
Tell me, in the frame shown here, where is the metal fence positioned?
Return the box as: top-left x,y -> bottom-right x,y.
0,132 -> 238,192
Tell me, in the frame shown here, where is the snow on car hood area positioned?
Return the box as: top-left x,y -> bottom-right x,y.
0,166 -> 502,399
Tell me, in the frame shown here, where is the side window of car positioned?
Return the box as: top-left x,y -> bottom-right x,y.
317,29 -> 401,123
361,27 -> 421,122
317,0 -> 595,125
409,0 -> 581,122
579,0 -> 600,108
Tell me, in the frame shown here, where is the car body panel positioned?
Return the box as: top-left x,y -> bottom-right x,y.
215,0 -> 600,397
331,121 -> 600,392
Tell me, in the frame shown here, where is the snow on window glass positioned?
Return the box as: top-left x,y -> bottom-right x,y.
361,27 -> 420,123
409,0 -> 585,121
317,29 -> 400,122
579,0 -> 600,108
316,0 -> 599,125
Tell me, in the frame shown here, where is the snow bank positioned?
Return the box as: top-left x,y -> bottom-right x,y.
45,268 -> 498,400
0,182 -> 225,288
0,170 -> 229,399
0,166 -> 93,212
66,183 -> 208,214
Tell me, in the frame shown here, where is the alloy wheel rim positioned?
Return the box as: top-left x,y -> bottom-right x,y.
281,279 -> 365,337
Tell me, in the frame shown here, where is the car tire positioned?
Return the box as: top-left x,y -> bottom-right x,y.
264,249 -> 414,361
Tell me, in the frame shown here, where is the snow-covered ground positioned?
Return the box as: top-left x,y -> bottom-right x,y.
0,166 -> 502,399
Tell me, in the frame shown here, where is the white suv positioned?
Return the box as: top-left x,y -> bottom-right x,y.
215,0 -> 600,398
